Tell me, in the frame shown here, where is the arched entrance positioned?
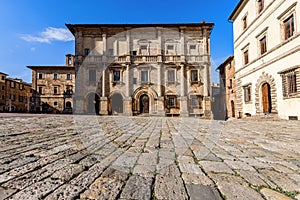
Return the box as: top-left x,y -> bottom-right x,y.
231,100 -> 235,117
140,94 -> 149,113
111,93 -> 123,114
86,93 -> 100,114
262,83 -> 272,113
66,101 -> 72,108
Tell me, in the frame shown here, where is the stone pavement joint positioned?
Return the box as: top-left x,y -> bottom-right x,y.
0,115 -> 299,199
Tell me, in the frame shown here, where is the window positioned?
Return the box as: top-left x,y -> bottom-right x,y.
2,85 -> 5,90
190,45 -> 196,50
167,96 -> 176,108
141,70 -> 148,83
68,57 -> 72,65
167,70 -> 175,84
243,85 -> 251,102
284,15 -> 295,40
130,51 -> 137,56
229,79 -> 233,89
66,73 -> 71,80
113,70 -> 120,82
191,70 -> 198,83
38,86 -> 43,94
84,48 -> 90,56
258,0 -> 264,13
89,70 -> 96,82
10,94 -> 15,101
260,36 -> 267,55
288,74 -> 297,94
281,69 -> 299,98
133,78 -> 137,84
108,49 -> 114,56
19,95 -> 24,102
54,86 -> 58,95
10,81 -> 15,88
140,45 -> 147,50
54,73 -> 58,79
1,95 -> 4,100
19,84 -> 23,90
243,49 -> 249,65
1,76 -> 4,80
167,45 -> 174,50
38,73 -> 43,79
54,101 -> 58,106
242,15 -> 248,30
190,95 -> 202,108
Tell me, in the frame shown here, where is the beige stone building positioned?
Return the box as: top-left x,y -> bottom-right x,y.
66,22 -> 214,117
0,72 -> 7,111
27,54 -> 75,113
217,55 -> 237,119
229,0 -> 300,120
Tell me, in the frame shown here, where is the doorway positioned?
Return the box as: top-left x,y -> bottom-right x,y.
262,83 -> 272,113
111,93 -> 123,114
140,94 -> 149,113
231,100 -> 235,117
86,93 -> 100,114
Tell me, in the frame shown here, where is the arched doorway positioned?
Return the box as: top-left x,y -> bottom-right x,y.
140,94 -> 149,113
111,93 -> 123,114
262,83 -> 272,113
231,100 -> 235,117
86,93 -> 100,114
66,101 -> 72,108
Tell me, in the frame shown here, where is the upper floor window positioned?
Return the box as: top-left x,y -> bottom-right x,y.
89,69 -> 96,82
19,95 -> 24,102
53,86 -> 59,95
191,70 -> 198,83
38,73 -> 43,79
258,0 -> 264,13
66,73 -> 71,80
19,84 -> 23,90
38,86 -> 43,94
113,70 -> 120,82
54,73 -> 58,80
1,76 -> 4,80
242,15 -> 248,30
167,45 -> 174,50
68,57 -> 72,65
10,94 -> 15,101
284,15 -> 295,40
243,49 -> 249,65
84,48 -> 90,56
1,85 -> 4,90
141,70 -> 149,83
190,45 -> 196,50
108,49 -> 114,56
140,45 -> 147,50
259,36 -> 267,55
190,95 -> 202,108
10,81 -> 15,88
167,70 -> 175,84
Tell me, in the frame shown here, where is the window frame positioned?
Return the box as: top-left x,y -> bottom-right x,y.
66,73 -> 71,80
54,73 -> 58,80
53,86 -> 59,95
259,35 -> 267,55
38,73 -> 44,79
243,84 -> 252,103
257,0 -> 265,14
284,15 -> 295,40
190,69 -> 198,84
190,95 -> 203,109
243,49 -> 249,65
38,86 -> 43,94
113,70 -> 121,82
84,48 -> 90,56
141,70 -> 149,84
167,96 -> 177,108
89,69 -> 96,82
242,14 -> 248,30
167,69 -> 176,84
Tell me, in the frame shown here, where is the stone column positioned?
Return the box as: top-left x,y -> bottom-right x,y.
180,64 -> 188,117
156,63 -> 165,116
100,69 -> 108,115
123,65 -> 132,116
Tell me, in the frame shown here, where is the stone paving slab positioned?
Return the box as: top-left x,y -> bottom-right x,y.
0,115 -> 300,199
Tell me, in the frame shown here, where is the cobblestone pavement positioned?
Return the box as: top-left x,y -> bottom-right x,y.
0,115 -> 300,200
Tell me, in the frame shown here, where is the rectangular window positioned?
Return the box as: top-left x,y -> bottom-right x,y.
1,95 -> 4,100
288,74 -> 297,94
10,81 -> 15,88
168,96 -> 176,108
89,70 -> 96,82
38,86 -> 43,94
244,50 -> 249,65
167,70 -> 175,84
167,45 -> 174,50
84,48 -> 90,56
284,15 -> 295,40
190,96 -> 199,108
108,49 -> 114,56
54,73 -> 58,80
1,85 -> 4,90
242,15 -> 248,30
243,85 -> 251,102
19,95 -> 23,102
10,94 -> 15,101
68,57 -> 72,65
191,70 -> 198,83
38,73 -> 43,79
19,84 -> 23,90
113,70 -> 120,82
260,36 -> 267,55
229,79 -> 233,88
258,0 -> 264,13
54,101 -> 58,106
140,45 -> 147,50
133,78 -> 137,84
54,86 -> 58,95
130,51 -> 137,56
1,76 -> 4,80
66,73 -> 71,80
141,70 -> 148,83
190,45 -> 196,50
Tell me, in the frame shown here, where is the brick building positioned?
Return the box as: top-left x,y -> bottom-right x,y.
27,54 -> 75,113
0,72 -> 8,111
217,55 -> 237,119
66,22 -> 214,117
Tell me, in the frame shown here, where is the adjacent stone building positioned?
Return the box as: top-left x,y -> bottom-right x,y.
66,22 -> 214,117
27,54 -> 75,113
229,0 -> 300,120
0,72 -> 7,111
217,55 -> 237,119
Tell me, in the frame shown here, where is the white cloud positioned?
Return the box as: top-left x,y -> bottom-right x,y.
21,27 -> 74,44
30,47 -> 36,51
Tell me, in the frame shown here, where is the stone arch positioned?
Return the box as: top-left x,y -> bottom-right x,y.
255,72 -> 277,114
132,86 -> 158,114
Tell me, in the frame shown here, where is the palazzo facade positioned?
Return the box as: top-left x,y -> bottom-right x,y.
66,22 -> 214,117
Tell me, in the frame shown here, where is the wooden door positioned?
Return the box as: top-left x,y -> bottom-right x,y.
262,83 -> 271,113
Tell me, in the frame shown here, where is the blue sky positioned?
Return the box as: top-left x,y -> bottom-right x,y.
0,0 -> 238,83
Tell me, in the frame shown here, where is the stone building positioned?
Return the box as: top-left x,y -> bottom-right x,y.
0,72 -> 8,112
4,77 -> 31,112
66,22 -> 214,117
217,55 -> 237,119
229,0 -> 300,120
27,54 -> 75,113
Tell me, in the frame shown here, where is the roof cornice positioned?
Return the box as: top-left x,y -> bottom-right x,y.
228,0 -> 249,21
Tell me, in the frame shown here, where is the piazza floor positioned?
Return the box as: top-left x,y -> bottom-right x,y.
0,114 -> 300,200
